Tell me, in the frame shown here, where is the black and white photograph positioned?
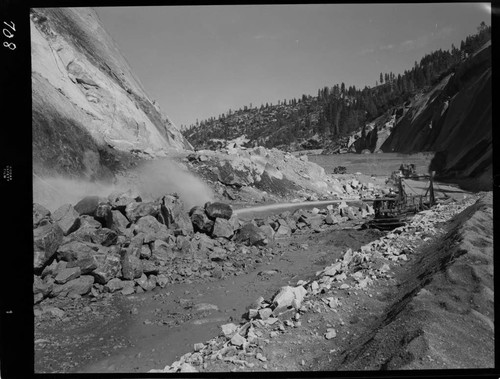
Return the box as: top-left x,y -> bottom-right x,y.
19,2 -> 496,375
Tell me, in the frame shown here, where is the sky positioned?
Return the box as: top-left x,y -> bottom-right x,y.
95,3 -> 491,129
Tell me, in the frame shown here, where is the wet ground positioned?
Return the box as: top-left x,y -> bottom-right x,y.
35,221 -> 383,373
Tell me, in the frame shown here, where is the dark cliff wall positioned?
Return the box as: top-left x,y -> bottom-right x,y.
381,43 -> 491,190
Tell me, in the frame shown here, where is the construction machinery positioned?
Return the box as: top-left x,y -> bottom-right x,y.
362,173 -> 435,231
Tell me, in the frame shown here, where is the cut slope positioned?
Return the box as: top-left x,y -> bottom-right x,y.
31,8 -> 191,179
331,192 -> 493,370
381,44 -> 491,189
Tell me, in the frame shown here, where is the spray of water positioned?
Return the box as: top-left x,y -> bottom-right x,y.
33,158 -> 214,212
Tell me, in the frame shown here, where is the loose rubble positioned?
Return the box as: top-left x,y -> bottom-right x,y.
149,194 -> 480,373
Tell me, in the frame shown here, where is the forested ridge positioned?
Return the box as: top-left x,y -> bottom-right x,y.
183,23 -> 490,151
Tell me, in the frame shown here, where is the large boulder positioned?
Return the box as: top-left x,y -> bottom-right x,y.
91,248 -> 122,284
121,251 -> 144,280
142,260 -> 160,275
107,190 -> 141,211
52,204 -> 80,235
151,239 -> 176,262
66,254 -> 98,275
159,194 -> 193,235
109,210 -> 130,232
189,206 -> 214,234
125,201 -> 159,223
33,275 -> 54,298
272,285 -> 307,310
57,241 -> 96,262
205,202 -> 233,220
54,267 -> 81,284
104,278 -> 126,293
134,215 -> 164,235
33,203 -> 51,228
33,223 -> 64,271
91,228 -> 118,246
233,223 -> 268,246
78,215 -> 102,229
51,275 -> 94,297
74,196 -> 101,216
94,202 -> 113,227
211,218 -> 235,239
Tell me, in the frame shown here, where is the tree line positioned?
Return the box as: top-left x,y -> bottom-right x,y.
183,22 -> 490,150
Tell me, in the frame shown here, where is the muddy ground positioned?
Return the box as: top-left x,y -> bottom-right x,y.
35,219 -> 382,373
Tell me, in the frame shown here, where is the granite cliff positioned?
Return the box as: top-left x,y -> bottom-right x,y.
31,8 -> 192,180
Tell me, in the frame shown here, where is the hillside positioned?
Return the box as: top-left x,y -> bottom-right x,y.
31,8 -> 192,180
183,24 -> 490,154
380,42 -> 491,189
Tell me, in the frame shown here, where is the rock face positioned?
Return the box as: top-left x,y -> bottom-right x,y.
381,43 -> 492,190
31,8 -> 192,180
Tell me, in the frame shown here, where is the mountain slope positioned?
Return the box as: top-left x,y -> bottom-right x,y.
381,43 -> 491,189
31,8 -> 191,179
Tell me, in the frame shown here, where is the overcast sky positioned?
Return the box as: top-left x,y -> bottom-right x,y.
95,3 -> 491,129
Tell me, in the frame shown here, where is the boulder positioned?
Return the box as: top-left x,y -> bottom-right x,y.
134,215 -> 163,235
211,218 -> 234,239
51,275 -> 94,297
94,203 -> 113,227
33,223 -> 64,271
140,244 -> 152,259
127,234 -> 145,257
209,247 -> 227,261
91,249 -> 122,284
275,224 -> 291,237
108,190 -> 141,211
125,201 -> 159,223
136,274 -> 156,291
64,225 -> 98,244
156,274 -> 169,288
259,224 -> 275,241
151,239 -> 175,262
52,204 -> 80,235
324,214 -> 337,225
105,278 -> 126,293
33,203 -> 51,228
221,323 -> 238,337
91,228 -> 118,246
66,254 -> 98,274
159,194 -> 193,235
189,206 -> 214,234
54,267 -> 81,284
121,252 -> 144,280
33,275 -> 54,297
109,210 -> 130,232
323,262 -> 343,276
78,215 -> 102,229
272,285 -> 307,310
57,241 -> 96,261
204,202 -> 233,220
121,280 -> 136,295
142,260 -> 160,275
233,223 -> 268,246
74,196 -> 101,216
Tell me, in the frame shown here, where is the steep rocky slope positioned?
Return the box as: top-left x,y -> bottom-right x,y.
381,42 -> 491,189
31,8 -> 191,179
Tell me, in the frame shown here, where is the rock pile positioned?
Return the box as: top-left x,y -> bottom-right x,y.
184,145 -> 385,203
33,193 -> 272,304
150,194 -> 480,373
